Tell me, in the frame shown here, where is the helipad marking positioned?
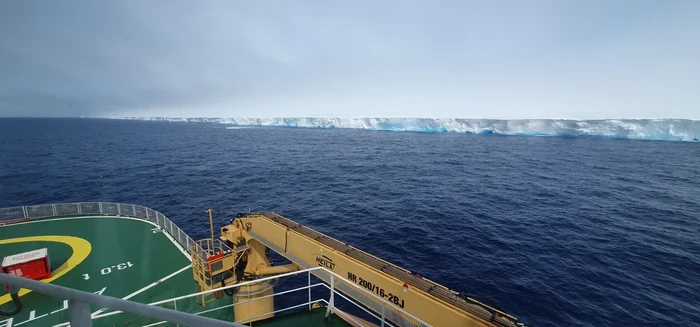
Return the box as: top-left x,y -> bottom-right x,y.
0,216 -> 191,260
87,264 -> 192,321
0,236 -> 92,305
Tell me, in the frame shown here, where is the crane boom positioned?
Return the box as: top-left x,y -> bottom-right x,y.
213,212 -> 524,327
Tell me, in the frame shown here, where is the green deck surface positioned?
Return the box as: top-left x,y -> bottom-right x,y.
0,216 -> 213,326
0,216 -> 351,327
254,307 -> 351,327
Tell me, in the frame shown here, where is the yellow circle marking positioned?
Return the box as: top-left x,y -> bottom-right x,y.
0,236 -> 91,305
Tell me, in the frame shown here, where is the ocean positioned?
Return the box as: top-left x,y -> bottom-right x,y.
1,118 -> 698,327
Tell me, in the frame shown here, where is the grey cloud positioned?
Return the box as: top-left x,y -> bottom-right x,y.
1,1 -> 699,118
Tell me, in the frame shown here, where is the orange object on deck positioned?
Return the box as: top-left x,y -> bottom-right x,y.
1,248 -> 51,280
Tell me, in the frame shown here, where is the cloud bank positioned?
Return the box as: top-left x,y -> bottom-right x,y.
1,0 -> 699,118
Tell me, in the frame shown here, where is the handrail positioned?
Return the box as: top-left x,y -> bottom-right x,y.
91,266 -> 431,327
0,272 -> 244,327
0,202 -> 197,257
0,204 -> 432,326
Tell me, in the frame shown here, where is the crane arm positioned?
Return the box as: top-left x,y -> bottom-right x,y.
219,212 -> 523,327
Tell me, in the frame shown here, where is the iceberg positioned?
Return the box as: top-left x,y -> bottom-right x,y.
102,117 -> 700,142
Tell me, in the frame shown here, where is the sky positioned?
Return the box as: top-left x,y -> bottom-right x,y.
1,0 -> 699,119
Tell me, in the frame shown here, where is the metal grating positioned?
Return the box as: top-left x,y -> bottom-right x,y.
55,203 -> 79,216
102,203 -> 118,215
0,206 -> 24,222
80,202 -> 101,215
134,205 -> 148,219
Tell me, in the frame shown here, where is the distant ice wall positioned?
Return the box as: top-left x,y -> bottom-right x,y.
103,117 -> 700,142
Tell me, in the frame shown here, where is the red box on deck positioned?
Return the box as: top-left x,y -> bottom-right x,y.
1,248 -> 51,280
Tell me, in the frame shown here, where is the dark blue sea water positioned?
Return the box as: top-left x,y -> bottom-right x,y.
1,118 -> 699,327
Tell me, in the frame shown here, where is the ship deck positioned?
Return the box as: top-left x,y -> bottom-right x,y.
0,215 -> 350,327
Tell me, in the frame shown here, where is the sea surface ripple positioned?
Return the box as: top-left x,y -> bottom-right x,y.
1,118 -> 699,327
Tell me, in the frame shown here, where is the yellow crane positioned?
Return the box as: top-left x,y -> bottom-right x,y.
191,211 -> 525,327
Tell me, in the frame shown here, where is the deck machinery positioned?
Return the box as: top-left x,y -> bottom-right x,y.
190,211 -> 525,327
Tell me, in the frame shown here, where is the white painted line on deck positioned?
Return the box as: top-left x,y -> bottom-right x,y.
51,264 -> 191,327
127,265 -> 191,301
0,215 -> 146,228
92,265 -> 191,316
139,298 -> 236,327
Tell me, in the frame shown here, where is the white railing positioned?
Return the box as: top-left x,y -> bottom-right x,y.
0,204 -> 432,326
0,272 -> 244,327
89,266 -> 430,327
0,202 -> 195,256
